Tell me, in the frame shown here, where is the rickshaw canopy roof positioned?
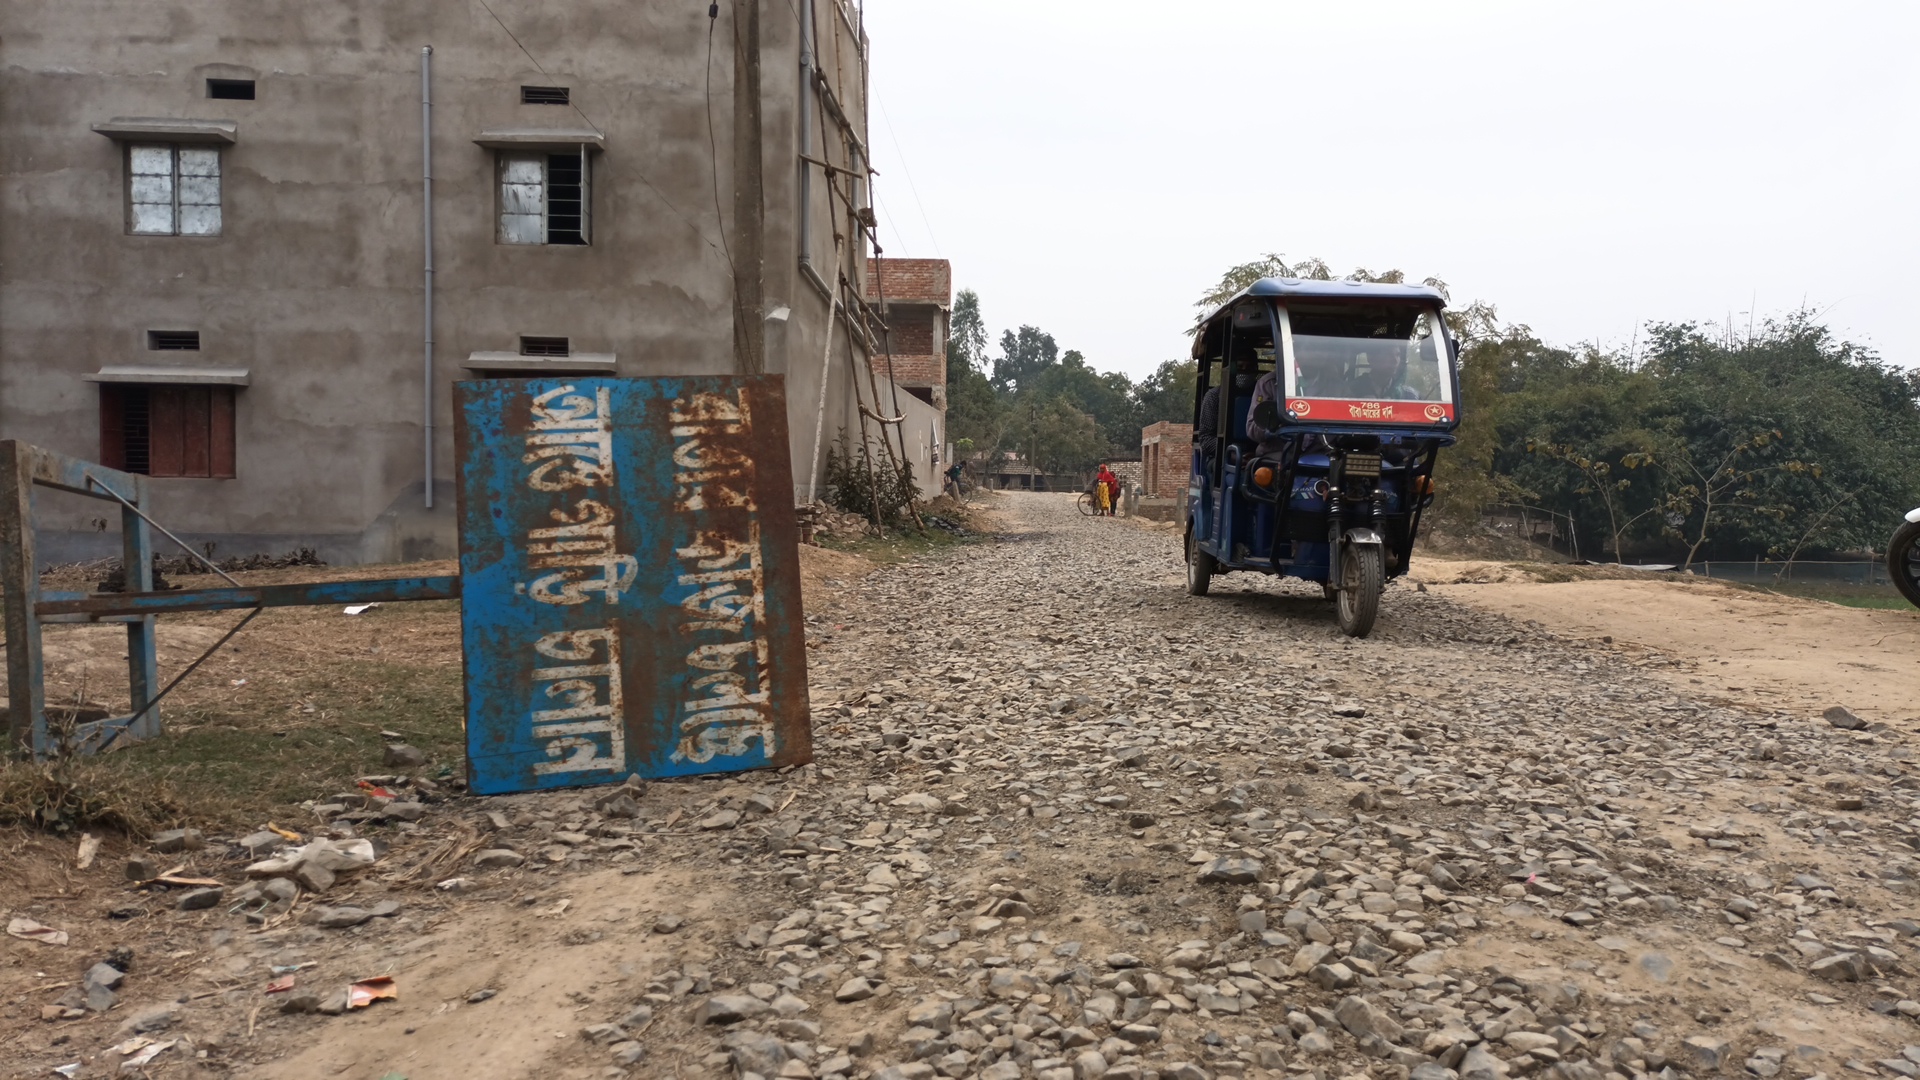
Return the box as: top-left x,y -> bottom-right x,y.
1199,278 -> 1450,328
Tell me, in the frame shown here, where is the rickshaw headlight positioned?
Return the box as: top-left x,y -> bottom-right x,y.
1253,467 -> 1275,488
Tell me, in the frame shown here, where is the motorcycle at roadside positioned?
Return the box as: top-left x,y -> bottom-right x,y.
1892,508 -> 1920,609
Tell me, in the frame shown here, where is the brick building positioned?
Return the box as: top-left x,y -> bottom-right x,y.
1141,421 -> 1193,498
864,257 -> 950,408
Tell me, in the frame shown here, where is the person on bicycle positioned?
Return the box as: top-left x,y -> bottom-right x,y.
944,460 -> 965,498
1094,463 -> 1119,516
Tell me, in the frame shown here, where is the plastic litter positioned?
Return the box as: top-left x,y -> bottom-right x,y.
75,834 -> 100,870
265,975 -> 297,994
7,917 -> 69,946
348,976 -> 397,1009
343,603 -> 381,615
121,1040 -> 176,1069
52,1064 -> 81,1078
247,837 -> 377,879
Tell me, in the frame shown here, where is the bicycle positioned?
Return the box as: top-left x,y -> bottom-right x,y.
1077,490 -> 1098,516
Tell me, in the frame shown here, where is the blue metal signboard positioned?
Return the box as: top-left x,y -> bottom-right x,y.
453,376 -> 812,795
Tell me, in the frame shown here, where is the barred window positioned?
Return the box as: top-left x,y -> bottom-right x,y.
498,152 -> 588,245
128,143 -> 222,236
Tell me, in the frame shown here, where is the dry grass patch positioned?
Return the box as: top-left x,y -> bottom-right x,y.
0,756 -> 189,836
7,561 -> 467,833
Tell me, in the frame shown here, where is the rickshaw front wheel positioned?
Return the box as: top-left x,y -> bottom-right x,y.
1336,544 -> 1384,637
1185,528 -> 1214,597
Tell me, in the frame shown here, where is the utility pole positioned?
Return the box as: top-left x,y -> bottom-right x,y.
731,0 -> 766,375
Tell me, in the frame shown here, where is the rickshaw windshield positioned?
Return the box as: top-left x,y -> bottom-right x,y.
1280,303 -> 1452,404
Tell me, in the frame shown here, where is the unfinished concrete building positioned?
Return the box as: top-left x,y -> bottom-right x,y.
0,1 -> 942,564
864,257 -> 951,409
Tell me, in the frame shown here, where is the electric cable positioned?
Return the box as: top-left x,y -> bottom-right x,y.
876,97 -> 943,258
704,3 -> 737,275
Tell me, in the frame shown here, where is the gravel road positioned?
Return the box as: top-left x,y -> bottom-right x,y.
27,491 -> 1920,1080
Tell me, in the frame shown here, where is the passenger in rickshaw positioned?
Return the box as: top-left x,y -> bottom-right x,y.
1352,345 -> 1406,399
1195,354 -> 1258,470
1296,342 -> 1351,399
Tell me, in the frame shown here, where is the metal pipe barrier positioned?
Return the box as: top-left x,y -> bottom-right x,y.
0,439 -> 457,760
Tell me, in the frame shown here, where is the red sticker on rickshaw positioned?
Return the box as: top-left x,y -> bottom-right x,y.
1290,399 -> 1453,423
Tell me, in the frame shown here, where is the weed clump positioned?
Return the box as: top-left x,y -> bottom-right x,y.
0,758 -> 186,836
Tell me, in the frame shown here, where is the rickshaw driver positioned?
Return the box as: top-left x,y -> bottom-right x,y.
1247,344 -> 1349,456
1247,344 -> 1341,438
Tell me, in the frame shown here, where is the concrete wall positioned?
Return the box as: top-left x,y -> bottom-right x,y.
0,0 -> 900,565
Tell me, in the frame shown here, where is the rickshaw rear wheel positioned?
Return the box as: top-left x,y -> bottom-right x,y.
1185,527 -> 1214,597
1336,544 -> 1384,637
1891,521 -> 1920,609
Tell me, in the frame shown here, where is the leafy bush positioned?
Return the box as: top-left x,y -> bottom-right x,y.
824,438 -> 918,526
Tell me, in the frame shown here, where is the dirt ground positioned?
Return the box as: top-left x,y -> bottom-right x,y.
8,494 -> 1920,1080
1408,563 -> 1920,723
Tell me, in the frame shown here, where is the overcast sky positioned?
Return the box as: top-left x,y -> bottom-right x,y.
859,1 -> 1919,380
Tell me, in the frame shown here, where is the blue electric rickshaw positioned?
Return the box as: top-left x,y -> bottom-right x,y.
1184,278 -> 1462,637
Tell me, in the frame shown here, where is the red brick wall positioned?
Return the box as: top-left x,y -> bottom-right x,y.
874,353 -> 944,387
864,260 -> 950,402
887,310 -> 935,355
865,258 -> 951,304
1140,422 -> 1193,499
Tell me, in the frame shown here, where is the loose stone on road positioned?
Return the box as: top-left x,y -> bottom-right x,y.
58,491 -> 1920,1080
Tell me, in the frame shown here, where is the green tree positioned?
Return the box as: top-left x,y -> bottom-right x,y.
1015,395 -> 1106,476
947,288 -> 988,377
1530,441 -> 1660,561
1134,359 -> 1197,427
992,326 -> 1059,394
1195,254 -> 1333,311
945,363 -> 1003,458
1030,350 -> 1141,455
943,288 -> 1005,460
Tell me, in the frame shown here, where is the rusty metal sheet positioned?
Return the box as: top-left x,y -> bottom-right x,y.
453,376 -> 812,795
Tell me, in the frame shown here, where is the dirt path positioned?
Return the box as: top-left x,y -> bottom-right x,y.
12,493 -> 1920,1080
1411,566 -> 1920,723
